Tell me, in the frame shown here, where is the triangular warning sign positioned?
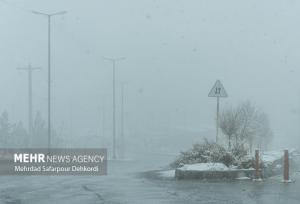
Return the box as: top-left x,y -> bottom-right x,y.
208,80 -> 228,97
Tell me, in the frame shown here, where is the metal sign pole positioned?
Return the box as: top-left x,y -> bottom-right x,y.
216,96 -> 220,143
208,80 -> 228,144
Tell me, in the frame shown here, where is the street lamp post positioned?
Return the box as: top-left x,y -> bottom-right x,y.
120,82 -> 127,159
17,64 -> 41,139
32,10 -> 66,150
103,57 -> 125,159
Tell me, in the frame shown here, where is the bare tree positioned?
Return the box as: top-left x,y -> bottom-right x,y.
219,107 -> 240,150
254,112 -> 273,151
219,101 -> 272,153
238,101 -> 259,153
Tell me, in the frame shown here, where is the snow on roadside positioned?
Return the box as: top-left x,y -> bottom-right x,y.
260,149 -> 299,164
157,163 -> 229,179
158,170 -> 175,178
235,176 -> 251,180
178,163 -> 229,171
158,149 -> 300,179
261,151 -> 283,164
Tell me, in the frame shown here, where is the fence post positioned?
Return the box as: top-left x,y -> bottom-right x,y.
283,149 -> 291,183
254,149 -> 261,181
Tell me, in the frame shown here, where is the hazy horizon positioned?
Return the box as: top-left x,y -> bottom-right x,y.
0,0 -> 299,152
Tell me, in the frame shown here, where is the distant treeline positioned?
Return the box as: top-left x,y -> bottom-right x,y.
0,111 -> 60,148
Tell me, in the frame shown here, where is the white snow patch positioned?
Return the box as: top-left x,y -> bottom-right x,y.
229,165 -> 238,170
261,151 -> 283,163
158,170 -> 175,178
178,163 -> 229,171
260,149 -> 299,164
236,176 -> 251,180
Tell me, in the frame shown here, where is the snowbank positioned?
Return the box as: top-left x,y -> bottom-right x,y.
178,163 -> 229,171
175,163 -> 255,180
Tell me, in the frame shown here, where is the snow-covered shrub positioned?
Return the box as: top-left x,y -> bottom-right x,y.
170,140 -> 236,168
236,156 -> 253,169
170,140 -> 257,169
231,145 -> 248,160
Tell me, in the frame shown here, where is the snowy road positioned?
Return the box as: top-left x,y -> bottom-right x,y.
0,155 -> 299,204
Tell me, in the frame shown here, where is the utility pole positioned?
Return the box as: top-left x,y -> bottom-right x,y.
102,96 -> 106,138
298,91 -> 300,147
32,10 -> 66,150
103,57 -> 125,159
17,64 -> 41,139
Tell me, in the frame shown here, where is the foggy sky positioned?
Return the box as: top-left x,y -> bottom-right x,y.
0,0 -> 299,149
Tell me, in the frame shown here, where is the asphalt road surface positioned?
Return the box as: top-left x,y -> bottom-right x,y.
0,155 -> 299,204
